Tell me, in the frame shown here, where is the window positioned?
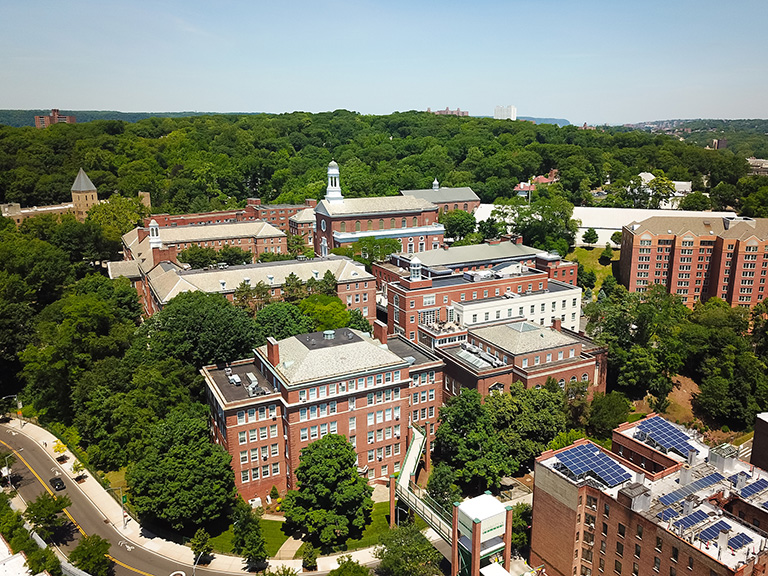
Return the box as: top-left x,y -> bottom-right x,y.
300,428 -> 308,441
349,416 -> 356,431
238,431 -> 247,444
604,503 -> 610,517
270,424 -> 277,437
618,524 -> 625,538
249,429 -> 257,442
237,411 -> 245,425
602,522 -> 608,536
260,426 -> 268,439
655,538 -> 662,552
616,542 -> 623,557
636,524 -> 643,539
615,560 -> 622,575
634,544 -> 641,558
240,450 -> 248,464
310,425 -> 318,439
272,462 -> 279,475
653,557 -> 660,572
522,358 -> 528,368
671,547 -> 678,562
241,470 -> 249,483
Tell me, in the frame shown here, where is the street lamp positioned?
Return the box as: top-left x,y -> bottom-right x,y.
3,449 -> 21,492
106,486 -> 127,528
193,550 -> 204,576
0,395 -> 23,428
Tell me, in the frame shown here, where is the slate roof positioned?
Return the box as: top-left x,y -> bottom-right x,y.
628,215 -> 768,240
289,207 -> 316,223
400,186 -> 479,204
470,321 -> 579,355
315,196 -> 436,217
71,168 -> 96,192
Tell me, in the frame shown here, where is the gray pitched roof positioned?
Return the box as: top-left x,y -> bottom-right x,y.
396,242 -> 543,268
315,196 -> 436,217
400,186 -> 479,204
71,168 -> 96,192
628,215 -> 768,240
470,321 -> 579,355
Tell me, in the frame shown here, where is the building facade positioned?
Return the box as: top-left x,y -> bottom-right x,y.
399,179 -> 481,216
494,105 -> 517,121
532,415 -> 768,576
0,168 -> 98,226
202,327 -> 444,504
34,108 -> 76,128
619,215 -> 768,308
432,319 -> 606,399
313,161 -> 445,257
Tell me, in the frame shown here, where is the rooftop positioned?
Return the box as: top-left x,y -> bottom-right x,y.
204,358 -> 277,404
257,328 -> 409,386
627,215 -> 768,240
316,195 -> 436,217
539,417 -> 768,572
154,220 -> 285,244
71,167 -> 96,192
471,321 -> 580,355
392,242 -> 544,269
400,186 -> 480,204
289,207 -> 316,223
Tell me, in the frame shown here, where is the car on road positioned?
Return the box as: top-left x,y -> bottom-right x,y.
49,477 -> 65,491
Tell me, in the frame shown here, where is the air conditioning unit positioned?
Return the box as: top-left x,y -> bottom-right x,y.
395,434 -> 400,439
368,439 -> 374,444
262,455 -> 268,460
378,457 -> 383,462
395,416 -> 399,421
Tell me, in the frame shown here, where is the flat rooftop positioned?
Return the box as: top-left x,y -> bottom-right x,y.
539,418 -> 768,571
384,335 -> 442,368
204,359 -> 277,404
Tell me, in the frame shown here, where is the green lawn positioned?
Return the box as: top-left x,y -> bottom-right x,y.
627,412 -> 647,423
105,468 -> 128,490
566,246 -> 620,295
209,519 -> 289,557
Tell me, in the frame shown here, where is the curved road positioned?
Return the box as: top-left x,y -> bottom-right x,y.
2,424 -> 241,576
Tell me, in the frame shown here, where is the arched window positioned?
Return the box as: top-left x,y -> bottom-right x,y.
570,376 -> 577,382
454,204 -> 458,210
401,218 -> 407,228
355,221 -> 361,232
413,217 -> 418,227
558,379 -> 565,390
379,219 -> 384,229
390,218 -> 396,229
340,222 -> 346,232
368,220 -> 373,230
463,203 -> 468,211
582,373 -> 589,382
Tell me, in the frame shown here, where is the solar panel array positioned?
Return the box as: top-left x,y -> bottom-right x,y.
763,502 -> 768,511
740,478 -> 768,499
656,508 -> 679,522
557,444 -> 632,488
673,509 -> 708,529
636,416 -> 699,456
659,472 -> 725,506
699,520 -> 731,543
728,533 -> 753,550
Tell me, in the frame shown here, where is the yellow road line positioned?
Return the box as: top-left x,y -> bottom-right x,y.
0,438 -> 54,497
108,555 -> 157,576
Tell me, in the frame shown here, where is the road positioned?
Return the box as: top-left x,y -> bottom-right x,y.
2,424 -> 241,576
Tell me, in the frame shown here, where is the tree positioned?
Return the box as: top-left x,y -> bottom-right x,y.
298,295 -> 350,331
178,244 -> 219,269
282,272 -> 307,303
302,542 -> 318,570
189,527 -> 213,561
233,280 -> 272,314
232,500 -> 267,567
433,389 -> 516,493
610,231 -> 623,246
508,503 -> 532,556
374,522 -> 441,576
329,555 -> 371,576
69,534 -> 111,576
347,309 -> 372,333
287,233 -> 313,258
352,237 -> 402,265
679,191 -> 712,211
600,243 -> 613,261
218,245 -> 253,266
426,463 -> 461,513
283,434 -> 373,547
478,217 -> 504,241
135,291 -> 258,368
493,196 -> 578,256
86,194 -> 149,237
253,302 -> 315,346
126,405 -> 235,531
588,392 -> 630,438
547,429 -> 586,451
23,492 -> 72,541
440,210 -> 476,240
582,228 -> 598,246
576,262 -> 596,289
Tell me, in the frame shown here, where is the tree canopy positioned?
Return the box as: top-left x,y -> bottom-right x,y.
283,434 -> 373,547
374,522 -> 441,576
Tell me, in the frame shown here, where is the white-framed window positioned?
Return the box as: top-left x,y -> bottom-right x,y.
330,421 -> 337,434
310,425 -> 318,439
262,465 -> 269,478
349,416 -> 356,431
271,443 -> 278,457
240,450 -> 248,464
270,424 -> 277,437
300,428 -> 308,441
367,412 -> 374,425
238,431 -> 247,444
272,462 -> 280,476
320,423 -> 327,437
249,429 -> 258,442
299,390 -> 307,401
260,426 -> 268,439
237,411 -> 245,425
522,358 -> 529,368
241,470 -> 249,483
251,467 -> 259,480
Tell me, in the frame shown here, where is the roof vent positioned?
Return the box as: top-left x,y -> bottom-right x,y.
220,280 -> 226,290
243,277 -> 251,285
403,356 -> 416,365
312,269 -> 319,279
323,330 -> 336,340
267,274 -> 274,284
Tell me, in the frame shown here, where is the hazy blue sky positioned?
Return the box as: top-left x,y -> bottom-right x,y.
1,0 -> 765,124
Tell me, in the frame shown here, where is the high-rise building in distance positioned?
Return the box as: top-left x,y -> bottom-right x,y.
494,105 -> 517,120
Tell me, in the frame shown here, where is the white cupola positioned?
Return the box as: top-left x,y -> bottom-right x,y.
409,256 -> 422,281
148,219 -> 162,249
432,178 -> 439,191
325,160 -> 343,204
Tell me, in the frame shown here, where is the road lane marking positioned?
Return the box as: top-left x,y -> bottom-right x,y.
109,555 -> 157,576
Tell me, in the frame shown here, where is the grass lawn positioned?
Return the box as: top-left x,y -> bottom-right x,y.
627,412 -> 647,423
566,246 -> 620,295
105,468 -> 128,490
209,519 -> 288,557
294,501 -> 392,558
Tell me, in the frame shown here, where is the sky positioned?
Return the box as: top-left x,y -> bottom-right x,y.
1,0 -> 766,125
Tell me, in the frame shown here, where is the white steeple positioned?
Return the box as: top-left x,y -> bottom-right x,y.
432,178 -> 439,191
325,160 -> 343,204
148,219 -> 162,249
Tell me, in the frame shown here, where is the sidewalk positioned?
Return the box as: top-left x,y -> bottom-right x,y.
2,418 -> 381,574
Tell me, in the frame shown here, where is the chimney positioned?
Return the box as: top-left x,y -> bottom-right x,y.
266,337 -> 279,366
514,235 -> 523,245
736,473 -> 748,490
305,198 -> 318,207
679,464 -> 692,487
682,496 -> 695,516
717,529 -> 729,559
247,198 -> 262,206
687,449 -> 696,466
552,318 -> 562,332
442,243 -> 450,250
373,320 -> 388,344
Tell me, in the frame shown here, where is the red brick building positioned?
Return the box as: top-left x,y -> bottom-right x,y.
314,161 -> 445,257
288,208 -> 316,246
201,327 -> 444,504
384,250 -> 578,342
399,179 -> 480,216
434,319 -> 606,399
532,415 -> 768,576
34,108 -> 76,128
619,215 -> 768,308
145,198 -> 317,235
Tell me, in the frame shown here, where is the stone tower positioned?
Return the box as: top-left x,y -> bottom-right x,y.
70,168 -> 99,222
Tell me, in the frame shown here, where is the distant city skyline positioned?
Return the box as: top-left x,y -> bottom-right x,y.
1,0 -> 766,126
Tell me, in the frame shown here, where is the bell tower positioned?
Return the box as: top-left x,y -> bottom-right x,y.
325,160 -> 343,204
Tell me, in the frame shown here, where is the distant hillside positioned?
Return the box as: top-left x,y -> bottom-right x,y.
0,110 -> 570,128
0,110 -> 255,128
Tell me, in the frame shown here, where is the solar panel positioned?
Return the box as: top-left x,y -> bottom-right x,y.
698,520 -> 731,543
673,509 -> 708,529
763,502 -> 768,511
659,472 -> 725,506
557,444 -> 632,488
636,416 -> 699,457
740,478 -> 768,499
656,508 -> 679,522
728,533 -> 753,550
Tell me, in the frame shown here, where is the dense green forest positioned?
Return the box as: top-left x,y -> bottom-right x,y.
677,119 -> 768,160
0,110 -> 752,216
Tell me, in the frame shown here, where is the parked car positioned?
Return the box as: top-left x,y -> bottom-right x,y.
49,477 -> 65,491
